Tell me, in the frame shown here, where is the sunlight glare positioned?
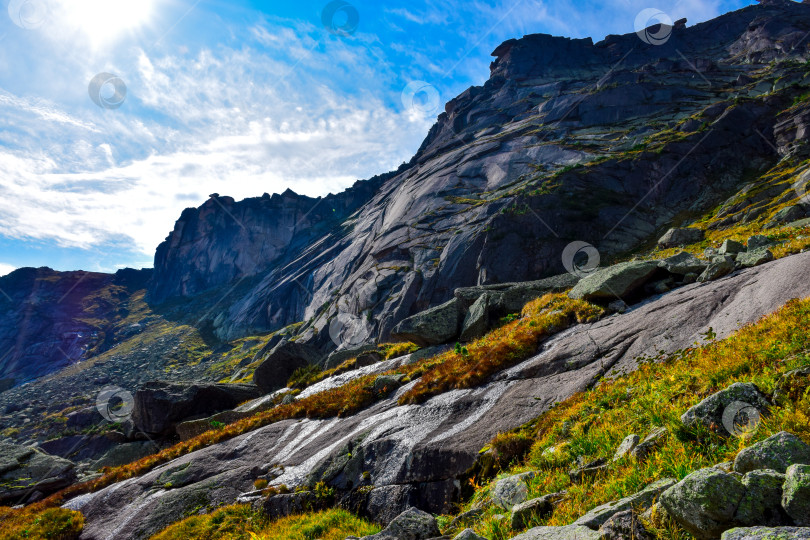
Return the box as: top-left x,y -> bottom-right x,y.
60,0 -> 154,44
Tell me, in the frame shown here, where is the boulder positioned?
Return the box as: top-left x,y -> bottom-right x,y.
253,340 -> 323,393
737,249 -> 774,269
365,485 -> 418,526
453,529 -> 488,540
568,261 -> 660,302
92,441 -> 159,469
719,240 -> 745,255
722,527 -> 810,539
510,524 -> 601,539
659,468 -> 747,539
734,470 -> 788,526
573,478 -> 676,529
491,471 -> 536,509
746,235 -> 773,251
658,228 -> 705,248
0,442 -> 76,504
782,464 -> 810,525
325,345 -> 379,370
356,350 -> 384,368
658,252 -> 708,275
766,205 -> 807,229
631,427 -> 668,461
391,298 -> 463,347
698,257 -> 736,282
132,381 -> 263,435
460,293 -> 490,342
612,434 -> 640,461
569,457 -> 608,483
373,374 -> 405,396
734,432 -> 810,474
680,383 -> 770,437
453,274 -> 579,311
598,510 -> 654,540
510,492 -> 564,529
361,507 -> 441,540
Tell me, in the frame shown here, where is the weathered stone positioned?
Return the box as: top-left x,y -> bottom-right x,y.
356,350 -> 384,368
0,442 -> 76,504
631,427 -> 668,461
659,468 -> 746,539
453,529 -> 488,540
658,252 -> 708,275
613,434 -> 639,462
737,249 -> 774,269
569,458 -> 608,484
569,261 -> 660,302
510,492 -> 564,529
782,464 -> 810,526
460,293 -> 490,342
734,432 -> 810,474
719,239 -> 745,255
391,298 -> 462,347
734,470 -> 788,526
573,478 -> 676,529
698,257 -> 736,282
362,507 -> 441,540
132,381 -> 263,435
510,524 -> 601,539
491,471 -> 536,509
658,228 -> 705,248
598,509 -> 654,540
680,383 -> 770,437
253,341 -> 323,393
324,345 -> 379,370
449,509 -> 484,530
746,235 -> 773,251
373,374 -> 405,396
766,205 -> 807,229
722,527 -> 810,540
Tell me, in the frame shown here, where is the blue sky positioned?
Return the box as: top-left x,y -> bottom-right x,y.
0,0 -> 756,275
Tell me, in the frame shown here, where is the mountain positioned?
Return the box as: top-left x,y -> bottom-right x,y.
2,1 -> 810,539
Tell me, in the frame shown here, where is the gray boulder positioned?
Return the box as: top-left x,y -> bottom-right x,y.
0,442 -> 76,504
568,261 -> 660,302
766,205 -> 807,229
746,235 -> 773,251
734,470 -> 788,526
253,340 -> 322,393
737,249 -> 774,269
612,434 -> 639,462
598,509 -> 653,540
510,492 -> 564,529
658,228 -> 705,248
734,432 -> 810,474
324,345 -> 379,369
362,507 -> 441,540
262,491 -> 331,519
391,298 -> 462,347
659,468 -> 747,539
698,257 -> 736,282
453,274 -> 579,311
658,252 -> 708,275
373,374 -> 406,396
782,464 -> 810,526
719,239 -> 745,255
92,441 -> 159,469
631,427 -> 668,461
510,525 -> 600,539
573,478 -> 676,529
132,381 -> 263,435
453,529 -> 488,540
491,471 -> 536,509
460,293 -> 490,342
722,527 -> 810,539
680,382 -> 770,437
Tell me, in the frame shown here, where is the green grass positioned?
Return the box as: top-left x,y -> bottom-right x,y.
149,506 -> 379,540
454,297 -> 810,539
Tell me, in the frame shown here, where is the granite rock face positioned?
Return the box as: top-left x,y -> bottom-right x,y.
137,1 -> 810,351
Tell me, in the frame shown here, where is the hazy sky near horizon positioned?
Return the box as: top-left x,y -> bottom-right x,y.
0,0 -> 755,274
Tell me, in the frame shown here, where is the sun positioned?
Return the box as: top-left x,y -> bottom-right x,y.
59,0 -> 155,44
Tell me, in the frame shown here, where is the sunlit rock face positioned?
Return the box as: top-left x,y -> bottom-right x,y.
146,2 -> 810,347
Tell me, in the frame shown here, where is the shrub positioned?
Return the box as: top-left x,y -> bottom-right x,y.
0,507 -> 84,540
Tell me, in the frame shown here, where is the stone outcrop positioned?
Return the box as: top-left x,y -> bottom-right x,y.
0,442 -> 76,504
253,340 -> 323,393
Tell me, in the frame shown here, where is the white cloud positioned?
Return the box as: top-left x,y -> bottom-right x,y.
0,263 -> 15,277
